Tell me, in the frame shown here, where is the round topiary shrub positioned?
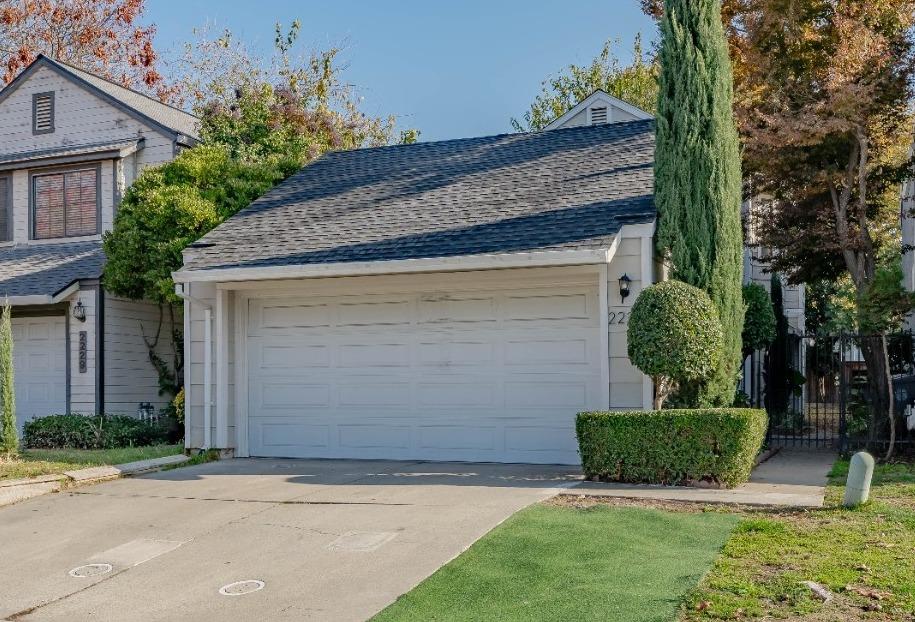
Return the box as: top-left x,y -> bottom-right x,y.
742,282 -> 776,357
627,280 -> 724,408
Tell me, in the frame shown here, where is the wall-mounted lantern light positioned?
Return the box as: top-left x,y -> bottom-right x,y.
72,300 -> 86,322
618,274 -> 632,303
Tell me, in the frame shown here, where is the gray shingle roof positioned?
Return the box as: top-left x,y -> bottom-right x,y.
182,120 -> 656,272
44,56 -> 199,141
0,241 -> 105,299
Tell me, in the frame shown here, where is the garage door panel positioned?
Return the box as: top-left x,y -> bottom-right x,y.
504,381 -> 591,408
338,382 -> 411,407
501,292 -> 592,321
417,341 -> 495,366
418,295 -> 496,324
259,343 -> 331,368
248,283 -> 600,464
415,382 -> 496,407
257,421 -> 331,449
418,425 -> 498,451
260,302 -> 332,329
339,424 -> 411,449
338,300 -> 411,326
338,342 -> 410,367
504,338 -> 591,365
259,381 -> 331,408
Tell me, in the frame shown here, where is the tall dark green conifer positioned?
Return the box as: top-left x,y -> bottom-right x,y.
655,0 -> 743,405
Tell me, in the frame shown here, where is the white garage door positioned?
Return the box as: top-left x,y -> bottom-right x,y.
246,283 -> 602,464
11,316 -> 67,430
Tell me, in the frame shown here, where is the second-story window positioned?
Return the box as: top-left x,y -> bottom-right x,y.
33,167 -> 98,239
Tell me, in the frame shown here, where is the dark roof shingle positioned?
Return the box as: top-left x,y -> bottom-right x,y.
182,120 -> 656,272
0,241 -> 105,298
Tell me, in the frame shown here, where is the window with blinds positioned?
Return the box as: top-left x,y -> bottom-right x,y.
33,168 -> 98,239
0,176 -> 9,241
33,92 -> 55,134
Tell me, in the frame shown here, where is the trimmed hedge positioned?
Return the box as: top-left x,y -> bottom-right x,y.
23,414 -> 170,450
576,409 -> 767,488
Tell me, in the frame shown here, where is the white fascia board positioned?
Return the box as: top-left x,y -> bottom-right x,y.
619,220 -> 656,238
173,248 -> 617,285
3,281 -> 81,306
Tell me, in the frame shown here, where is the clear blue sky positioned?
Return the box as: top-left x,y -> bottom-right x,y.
148,1 -> 658,142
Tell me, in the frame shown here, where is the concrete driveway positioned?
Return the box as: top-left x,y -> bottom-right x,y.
0,458 -> 579,621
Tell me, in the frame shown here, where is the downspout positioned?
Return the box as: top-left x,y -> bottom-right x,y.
174,283 -> 212,450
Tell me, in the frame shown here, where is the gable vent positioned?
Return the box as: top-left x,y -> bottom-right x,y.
33,92 -> 55,133
589,106 -> 608,125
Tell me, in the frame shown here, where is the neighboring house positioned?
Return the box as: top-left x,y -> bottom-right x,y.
740,195 -> 806,409
173,91 -> 659,465
0,55 -> 197,428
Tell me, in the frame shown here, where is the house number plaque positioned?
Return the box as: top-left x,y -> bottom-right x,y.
78,331 -> 87,373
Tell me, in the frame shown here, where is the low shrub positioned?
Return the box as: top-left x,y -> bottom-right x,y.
576,409 -> 767,488
23,414 -> 170,450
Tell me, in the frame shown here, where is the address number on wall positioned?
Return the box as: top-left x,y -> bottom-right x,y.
608,311 -> 628,325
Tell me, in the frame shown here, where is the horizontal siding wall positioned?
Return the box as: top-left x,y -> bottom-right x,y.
103,296 -> 182,416
185,283 -> 217,448
607,236 -> 651,410
0,64 -> 176,244
66,287 -> 97,413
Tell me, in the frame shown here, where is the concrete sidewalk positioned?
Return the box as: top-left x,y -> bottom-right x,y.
566,449 -> 836,507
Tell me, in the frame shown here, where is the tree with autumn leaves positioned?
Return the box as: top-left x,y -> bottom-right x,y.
0,0 -> 166,96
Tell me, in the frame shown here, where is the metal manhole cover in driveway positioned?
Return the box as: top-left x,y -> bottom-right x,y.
219,580 -> 265,596
68,563 -> 112,578
327,531 -> 398,552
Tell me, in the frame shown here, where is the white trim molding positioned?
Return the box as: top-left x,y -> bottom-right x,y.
543,90 -> 654,131
174,248 -> 617,285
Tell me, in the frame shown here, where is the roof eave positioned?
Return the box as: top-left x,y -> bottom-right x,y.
173,247 -> 620,285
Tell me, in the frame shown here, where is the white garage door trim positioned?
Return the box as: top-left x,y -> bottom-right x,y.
234,269 -> 606,464
11,315 -> 67,430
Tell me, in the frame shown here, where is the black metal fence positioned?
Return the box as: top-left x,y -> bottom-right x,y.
741,332 -> 915,454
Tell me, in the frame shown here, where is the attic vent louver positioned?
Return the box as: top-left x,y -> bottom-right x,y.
589,106 -> 608,125
33,92 -> 54,134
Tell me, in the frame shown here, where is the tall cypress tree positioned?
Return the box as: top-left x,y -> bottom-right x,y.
655,0 -> 744,406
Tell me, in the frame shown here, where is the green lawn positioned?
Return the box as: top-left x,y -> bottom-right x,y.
682,460 -> 915,621
373,504 -> 739,622
0,444 -> 184,480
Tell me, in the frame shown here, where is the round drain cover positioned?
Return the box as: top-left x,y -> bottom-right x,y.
219,580 -> 265,596
69,563 -> 113,578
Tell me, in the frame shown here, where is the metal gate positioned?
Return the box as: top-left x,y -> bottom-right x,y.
741,332 -> 915,453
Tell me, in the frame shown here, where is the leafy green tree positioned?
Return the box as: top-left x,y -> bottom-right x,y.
742,283 -> 776,358
511,35 -> 658,131
103,146 -> 291,305
0,302 -> 17,457
654,0 -> 744,406
628,281 -> 724,409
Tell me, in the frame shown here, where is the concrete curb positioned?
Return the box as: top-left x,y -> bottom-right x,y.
0,453 -> 191,508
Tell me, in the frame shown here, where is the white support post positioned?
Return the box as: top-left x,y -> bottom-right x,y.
215,288 -> 229,449
598,264 -> 611,409
183,293 -> 191,450
640,235 -> 655,410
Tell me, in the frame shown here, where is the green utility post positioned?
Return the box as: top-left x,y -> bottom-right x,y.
843,452 -> 875,507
